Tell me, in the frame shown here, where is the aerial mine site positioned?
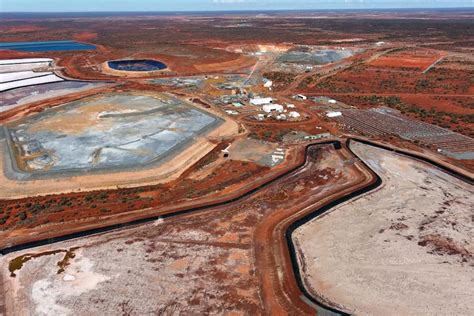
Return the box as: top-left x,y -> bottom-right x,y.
0,2 -> 473,316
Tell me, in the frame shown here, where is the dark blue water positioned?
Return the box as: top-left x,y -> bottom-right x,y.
108,59 -> 167,71
0,40 -> 96,52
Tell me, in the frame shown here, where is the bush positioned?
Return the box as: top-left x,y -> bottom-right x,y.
0,216 -> 8,225
18,212 -> 27,221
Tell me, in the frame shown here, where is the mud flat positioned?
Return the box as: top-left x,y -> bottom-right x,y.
0,221 -> 262,315
293,141 -> 474,315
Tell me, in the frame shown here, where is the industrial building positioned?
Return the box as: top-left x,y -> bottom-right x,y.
289,111 -> 301,118
250,97 -> 273,106
327,111 -> 342,118
262,104 -> 284,113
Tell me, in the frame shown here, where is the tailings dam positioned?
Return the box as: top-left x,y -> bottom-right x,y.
4,92 -> 221,177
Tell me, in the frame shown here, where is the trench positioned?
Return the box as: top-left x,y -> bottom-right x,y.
0,138 -> 472,315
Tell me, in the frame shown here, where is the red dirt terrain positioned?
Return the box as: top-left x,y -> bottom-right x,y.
1,9 -> 474,315
369,48 -> 445,69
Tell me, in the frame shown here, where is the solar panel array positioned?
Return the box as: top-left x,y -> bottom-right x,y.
333,108 -> 474,159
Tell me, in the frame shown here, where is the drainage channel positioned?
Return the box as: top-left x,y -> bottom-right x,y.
285,139 -> 383,315
285,138 -> 473,315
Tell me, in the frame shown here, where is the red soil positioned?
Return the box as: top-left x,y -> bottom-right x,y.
73,32 -> 98,42
0,25 -> 46,34
369,48 -> 445,69
399,95 -> 474,115
369,56 -> 441,69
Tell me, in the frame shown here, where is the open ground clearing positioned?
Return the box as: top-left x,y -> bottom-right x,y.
293,141 -> 474,315
368,48 -> 444,70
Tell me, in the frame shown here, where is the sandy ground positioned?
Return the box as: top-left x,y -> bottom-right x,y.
0,101 -> 239,199
227,138 -> 283,167
293,141 -> 474,315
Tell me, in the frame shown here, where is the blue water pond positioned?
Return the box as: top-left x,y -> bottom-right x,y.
0,40 -> 96,52
108,59 -> 167,72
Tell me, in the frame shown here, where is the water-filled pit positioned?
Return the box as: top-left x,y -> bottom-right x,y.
107,59 -> 167,72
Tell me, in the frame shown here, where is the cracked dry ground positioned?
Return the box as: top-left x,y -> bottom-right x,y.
1,143 -> 366,315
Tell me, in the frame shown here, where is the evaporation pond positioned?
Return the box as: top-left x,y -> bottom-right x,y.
0,40 -> 96,52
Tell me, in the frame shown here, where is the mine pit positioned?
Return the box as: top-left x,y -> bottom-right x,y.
107,59 -> 167,72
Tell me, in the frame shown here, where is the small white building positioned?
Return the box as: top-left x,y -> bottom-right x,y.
256,114 -> 265,121
286,103 -> 295,109
289,111 -> 301,118
221,143 -> 232,154
250,97 -> 273,106
262,104 -> 284,113
295,94 -> 307,100
328,99 -> 337,104
276,114 -> 287,121
232,102 -> 244,107
263,80 -> 273,88
326,111 -> 342,118
272,154 -> 285,163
